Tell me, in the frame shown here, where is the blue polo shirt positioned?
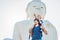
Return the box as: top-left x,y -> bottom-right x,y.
32,25 -> 42,40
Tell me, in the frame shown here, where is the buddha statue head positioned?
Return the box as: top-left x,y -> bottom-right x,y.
26,0 -> 46,19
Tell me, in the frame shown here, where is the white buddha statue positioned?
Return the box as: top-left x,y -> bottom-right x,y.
13,0 -> 58,40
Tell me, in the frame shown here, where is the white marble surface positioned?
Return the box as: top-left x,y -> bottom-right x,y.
13,19 -> 58,40
13,0 -> 58,40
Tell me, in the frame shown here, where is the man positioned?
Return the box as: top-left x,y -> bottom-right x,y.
29,14 -> 48,40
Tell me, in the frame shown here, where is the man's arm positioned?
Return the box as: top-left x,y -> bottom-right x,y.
41,24 -> 48,35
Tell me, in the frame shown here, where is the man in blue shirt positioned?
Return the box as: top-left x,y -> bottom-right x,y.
29,14 -> 48,40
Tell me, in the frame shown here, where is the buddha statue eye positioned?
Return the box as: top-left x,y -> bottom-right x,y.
41,7 -> 43,8
36,8 -> 40,10
33,6 -> 36,7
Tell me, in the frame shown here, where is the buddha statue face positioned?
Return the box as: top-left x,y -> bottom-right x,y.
26,0 -> 46,19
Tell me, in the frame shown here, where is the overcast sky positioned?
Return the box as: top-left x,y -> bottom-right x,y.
0,0 -> 60,40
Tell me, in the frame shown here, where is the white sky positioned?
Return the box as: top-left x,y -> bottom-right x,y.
0,0 -> 60,40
